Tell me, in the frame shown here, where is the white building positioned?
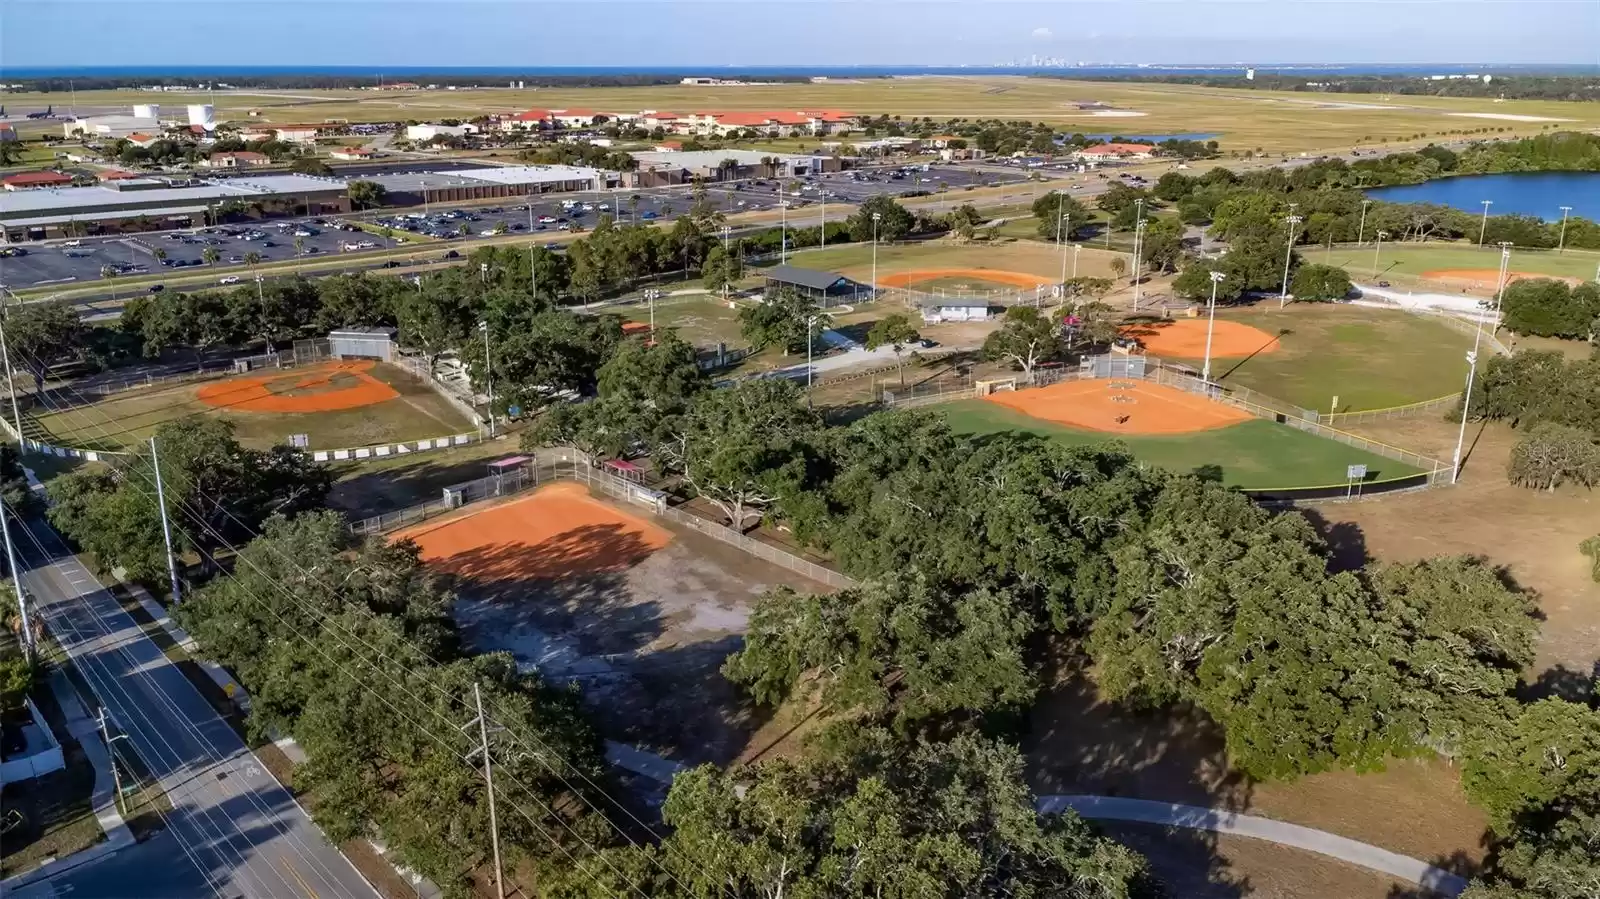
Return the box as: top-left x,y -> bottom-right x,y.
404,123 -> 477,142
63,115 -> 162,140
187,104 -> 216,131
133,103 -> 160,119
919,298 -> 992,324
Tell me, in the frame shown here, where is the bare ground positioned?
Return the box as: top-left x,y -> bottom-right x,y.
447,494 -> 827,766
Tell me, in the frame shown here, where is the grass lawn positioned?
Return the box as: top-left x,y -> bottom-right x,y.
1321,241 -> 1600,287
780,239 -> 1126,283
1166,303 -> 1477,412
29,362 -> 472,452
942,400 -> 1422,489
616,294 -> 748,347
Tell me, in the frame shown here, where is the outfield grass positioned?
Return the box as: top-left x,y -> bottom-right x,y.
29,362 -> 472,452
781,239 -> 1125,283
942,400 -> 1423,489
1169,303 -> 1477,412
1321,241 -> 1600,287
16,78 -> 1593,152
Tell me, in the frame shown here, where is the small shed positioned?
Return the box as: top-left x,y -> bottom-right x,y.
918,297 -> 991,324
764,265 -> 859,305
328,327 -> 398,362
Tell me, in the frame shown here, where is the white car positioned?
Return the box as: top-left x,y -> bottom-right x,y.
293,229 -> 314,237
538,215 -> 557,224
597,202 -> 610,210
61,239 -> 82,248
218,276 -> 241,285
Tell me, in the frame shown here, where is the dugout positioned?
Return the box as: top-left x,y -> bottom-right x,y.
328,328 -> 398,362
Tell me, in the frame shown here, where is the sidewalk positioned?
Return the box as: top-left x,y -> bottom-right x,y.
0,670 -> 136,893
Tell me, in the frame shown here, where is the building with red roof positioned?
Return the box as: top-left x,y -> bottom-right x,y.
1075,142 -> 1156,160
2,171 -> 73,191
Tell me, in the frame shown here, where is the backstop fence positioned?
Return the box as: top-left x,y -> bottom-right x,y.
353,448 -> 858,590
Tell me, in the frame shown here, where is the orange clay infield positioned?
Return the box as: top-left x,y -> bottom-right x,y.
394,482 -> 672,581
875,268 -> 1054,288
987,379 -> 1252,435
1422,269 -> 1584,287
195,360 -> 400,414
1120,318 -> 1280,359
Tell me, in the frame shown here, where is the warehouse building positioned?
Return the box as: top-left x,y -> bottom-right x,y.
0,173 -> 349,242
364,165 -> 609,206
629,149 -> 841,186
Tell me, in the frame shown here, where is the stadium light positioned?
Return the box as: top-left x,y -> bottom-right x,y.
1203,271 -> 1226,383
1478,199 -> 1493,247
1452,245 -> 1511,483
1279,214 -> 1303,309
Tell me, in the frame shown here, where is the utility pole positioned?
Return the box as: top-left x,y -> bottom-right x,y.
0,294 -> 27,449
149,437 -> 182,604
1,499 -> 34,661
464,683 -> 505,899
479,322 -> 496,438
99,708 -> 130,815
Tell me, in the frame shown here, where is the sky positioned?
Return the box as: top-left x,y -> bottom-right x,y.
3,0 -> 1597,69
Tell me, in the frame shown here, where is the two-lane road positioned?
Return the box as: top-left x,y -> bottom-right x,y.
13,516 -> 376,899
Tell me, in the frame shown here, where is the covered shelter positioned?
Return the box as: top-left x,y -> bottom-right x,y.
763,265 -> 861,306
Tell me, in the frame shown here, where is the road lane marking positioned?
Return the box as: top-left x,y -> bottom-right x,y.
279,858 -> 322,899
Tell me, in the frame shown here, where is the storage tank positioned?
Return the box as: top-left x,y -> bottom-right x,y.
133,103 -> 161,119
187,104 -> 216,130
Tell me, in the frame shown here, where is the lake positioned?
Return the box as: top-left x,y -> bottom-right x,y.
1365,171 -> 1600,221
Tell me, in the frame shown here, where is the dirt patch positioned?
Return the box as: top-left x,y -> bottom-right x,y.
987,379 -> 1252,435
395,483 -> 826,765
1121,318 -> 1281,359
876,267 -> 1054,289
1421,269 -> 1584,288
195,360 -> 400,414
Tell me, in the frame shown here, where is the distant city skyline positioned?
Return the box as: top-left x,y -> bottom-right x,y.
3,0 -> 1596,69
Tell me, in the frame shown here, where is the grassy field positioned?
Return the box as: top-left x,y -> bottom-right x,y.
29,362 -> 472,452
1166,303 -> 1478,412
1320,241 -> 1600,289
780,239 -> 1125,283
616,294 -> 748,346
942,400 -> 1423,489
12,77 -> 1594,151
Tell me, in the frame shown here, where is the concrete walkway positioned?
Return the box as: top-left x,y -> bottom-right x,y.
606,740 -> 1468,897
1038,796 -> 1467,897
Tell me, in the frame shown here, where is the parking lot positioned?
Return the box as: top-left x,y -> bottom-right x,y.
0,163 -> 1029,293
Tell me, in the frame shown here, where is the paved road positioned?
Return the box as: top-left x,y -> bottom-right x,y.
1037,795 -> 1468,897
13,516 -> 377,899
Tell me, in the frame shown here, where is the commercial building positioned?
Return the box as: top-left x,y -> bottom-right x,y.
240,124 -> 323,143
3,171 -> 74,191
63,114 -> 162,140
1075,143 -> 1155,161
629,149 -> 840,186
0,173 -> 349,241
202,151 -> 271,168
363,165 -> 609,206
329,147 -> 377,161
404,123 -> 477,142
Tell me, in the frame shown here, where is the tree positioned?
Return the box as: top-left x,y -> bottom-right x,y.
1583,535 -> 1600,583
864,313 -> 921,386
243,250 -> 262,270
948,203 -> 984,240
1507,422 -> 1599,490
658,379 -> 819,529
549,727 -> 1158,899
4,301 -> 88,391
288,156 -> 333,176
1109,256 -> 1128,280
1031,193 -> 1092,242
1138,216 -> 1186,273
846,195 -> 915,243
1289,263 -> 1354,302
152,247 -> 168,266
699,241 -> 744,297
201,246 -> 220,267
347,179 -> 388,210
725,572 -> 1037,728
1461,698 -> 1600,831
981,306 -> 1062,381
0,142 -> 23,166
1173,260 -> 1245,303
1501,279 -> 1600,340
477,312 -> 621,414
1096,182 -> 1148,216
738,286 -> 820,356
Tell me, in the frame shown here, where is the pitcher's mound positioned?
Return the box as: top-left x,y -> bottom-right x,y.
987,379 -> 1251,435
1120,319 -> 1279,359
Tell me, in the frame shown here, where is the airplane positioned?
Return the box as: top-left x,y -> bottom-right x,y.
25,105 -> 54,119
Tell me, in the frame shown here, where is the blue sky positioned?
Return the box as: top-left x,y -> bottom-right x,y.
3,0 -> 1595,68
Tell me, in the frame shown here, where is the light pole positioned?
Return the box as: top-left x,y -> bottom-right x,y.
479,261 -> 488,286
779,183 -> 787,263
1057,213 -> 1070,288
1372,230 -> 1388,277
1279,214 -> 1303,309
870,212 -> 882,295
479,321 -> 496,438
1357,199 -> 1371,246
1072,243 -> 1081,280
1131,218 -> 1148,312
820,192 -> 826,249
644,287 -> 660,333
1557,206 -> 1572,253
1477,199 -> 1492,247
1202,271 -> 1226,383
0,499 -> 34,661
804,311 -> 829,397
1452,245 -> 1510,484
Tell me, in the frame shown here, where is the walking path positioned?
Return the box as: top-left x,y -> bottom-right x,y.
604,745 -> 1468,897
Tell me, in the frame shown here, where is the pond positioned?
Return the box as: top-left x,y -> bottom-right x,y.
1364,171 -> 1600,221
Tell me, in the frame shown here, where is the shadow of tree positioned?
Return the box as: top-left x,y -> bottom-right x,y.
1096,821 -> 1249,899
329,453 -> 509,518
1299,507 -> 1371,572
1385,848 -> 1482,898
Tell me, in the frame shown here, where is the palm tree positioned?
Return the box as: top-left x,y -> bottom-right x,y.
244,250 -> 262,271
293,236 -> 306,257
200,247 -> 218,267
152,247 -> 167,266
1110,257 -> 1128,280
100,266 -> 118,301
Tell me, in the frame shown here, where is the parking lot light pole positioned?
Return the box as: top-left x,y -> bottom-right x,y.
1452,245 -> 1510,484
1558,206 -> 1572,253
1202,271 -> 1226,383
